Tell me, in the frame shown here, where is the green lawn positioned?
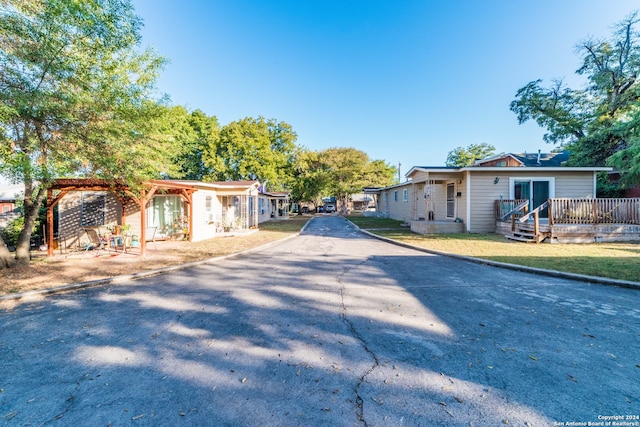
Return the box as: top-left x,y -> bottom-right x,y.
346,215 -> 640,283
260,215 -> 311,232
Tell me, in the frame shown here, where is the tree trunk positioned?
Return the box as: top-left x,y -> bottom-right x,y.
340,194 -> 348,215
14,181 -> 46,265
0,235 -> 15,269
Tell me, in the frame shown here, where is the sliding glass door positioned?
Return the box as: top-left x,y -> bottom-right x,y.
147,195 -> 185,238
512,178 -> 553,218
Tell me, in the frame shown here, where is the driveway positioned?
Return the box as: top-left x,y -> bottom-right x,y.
1,216 -> 639,426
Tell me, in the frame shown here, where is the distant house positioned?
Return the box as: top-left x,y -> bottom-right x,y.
367,151 -> 640,243
0,197 -> 16,214
349,192 -> 376,212
0,184 -> 23,229
0,184 -> 21,214
258,189 -> 290,223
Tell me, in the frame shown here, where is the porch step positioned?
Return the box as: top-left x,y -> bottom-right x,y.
505,229 -> 550,243
513,230 -> 536,238
505,234 -> 537,243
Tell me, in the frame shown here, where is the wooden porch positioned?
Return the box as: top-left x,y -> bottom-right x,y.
495,198 -> 640,243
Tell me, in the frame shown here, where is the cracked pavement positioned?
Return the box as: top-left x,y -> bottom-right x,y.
1,215 -> 639,426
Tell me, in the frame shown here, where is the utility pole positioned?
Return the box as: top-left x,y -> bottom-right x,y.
398,162 -> 401,183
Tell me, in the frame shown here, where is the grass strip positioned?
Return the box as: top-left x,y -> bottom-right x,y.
346,215 -> 639,283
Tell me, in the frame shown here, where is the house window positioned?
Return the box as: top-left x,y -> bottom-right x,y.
81,192 -> 106,226
259,197 -> 265,214
394,190 -> 398,202
1,205 -> 11,213
403,189 -> 408,202
205,195 -> 213,222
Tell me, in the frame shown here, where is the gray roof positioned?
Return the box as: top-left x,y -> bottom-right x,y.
510,151 -> 570,167
410,166 -> 457,170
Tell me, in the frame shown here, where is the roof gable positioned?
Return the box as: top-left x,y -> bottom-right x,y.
473,154 -> 523,167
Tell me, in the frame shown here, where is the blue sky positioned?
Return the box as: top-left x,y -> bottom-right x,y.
132,0 -> 637,177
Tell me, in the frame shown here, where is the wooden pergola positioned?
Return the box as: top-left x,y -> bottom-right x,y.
46,179 -> 196,257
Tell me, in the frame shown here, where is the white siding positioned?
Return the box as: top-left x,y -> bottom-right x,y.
190,189 -> 221,242
468,170 -> 598,232
457,179 -> 467,225
381,183 -> 413,223
468,172 -> 510,232
258,196 -> 271,224
555,172 -> 596,198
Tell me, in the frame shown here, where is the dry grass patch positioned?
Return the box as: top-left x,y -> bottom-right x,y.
0,216 -> 310,297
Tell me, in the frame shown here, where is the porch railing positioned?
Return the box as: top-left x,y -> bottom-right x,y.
495,199 -> 529,221
519,201 -> 549,223
549,198 -> 640,225
495,199 -> 548,241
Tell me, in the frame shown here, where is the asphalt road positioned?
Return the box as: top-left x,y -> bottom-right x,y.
1,216 -> 639,426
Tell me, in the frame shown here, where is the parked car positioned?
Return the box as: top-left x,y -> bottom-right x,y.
324,204 -> 336,213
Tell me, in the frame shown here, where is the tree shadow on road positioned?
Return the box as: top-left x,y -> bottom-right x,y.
1,222 -> 638,425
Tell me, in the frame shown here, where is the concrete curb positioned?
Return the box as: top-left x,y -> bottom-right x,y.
1,221 -> 313,303
351,223 -> 640,291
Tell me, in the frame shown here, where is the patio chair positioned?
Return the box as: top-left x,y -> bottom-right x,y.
108,234 -> 127,253
214,215 -> 224,233
81,227 -> 107,253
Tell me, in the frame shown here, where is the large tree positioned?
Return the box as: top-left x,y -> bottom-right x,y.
445,143 -> 496,167
182,110 -> 220,180
154,106 -> 220,181
290,147 -> 396,210
510,11 -> 640,188
290,148 -> 331,209
206,117 -> 297,189
0,0 -> 167,266
318,147 -> 396,213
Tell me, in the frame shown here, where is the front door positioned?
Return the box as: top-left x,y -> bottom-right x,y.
446,183 -> 455,218
532,181 -> 549,218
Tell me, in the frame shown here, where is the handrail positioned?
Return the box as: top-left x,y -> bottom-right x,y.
499,200 -> 529,221
519,201 -> 548,223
